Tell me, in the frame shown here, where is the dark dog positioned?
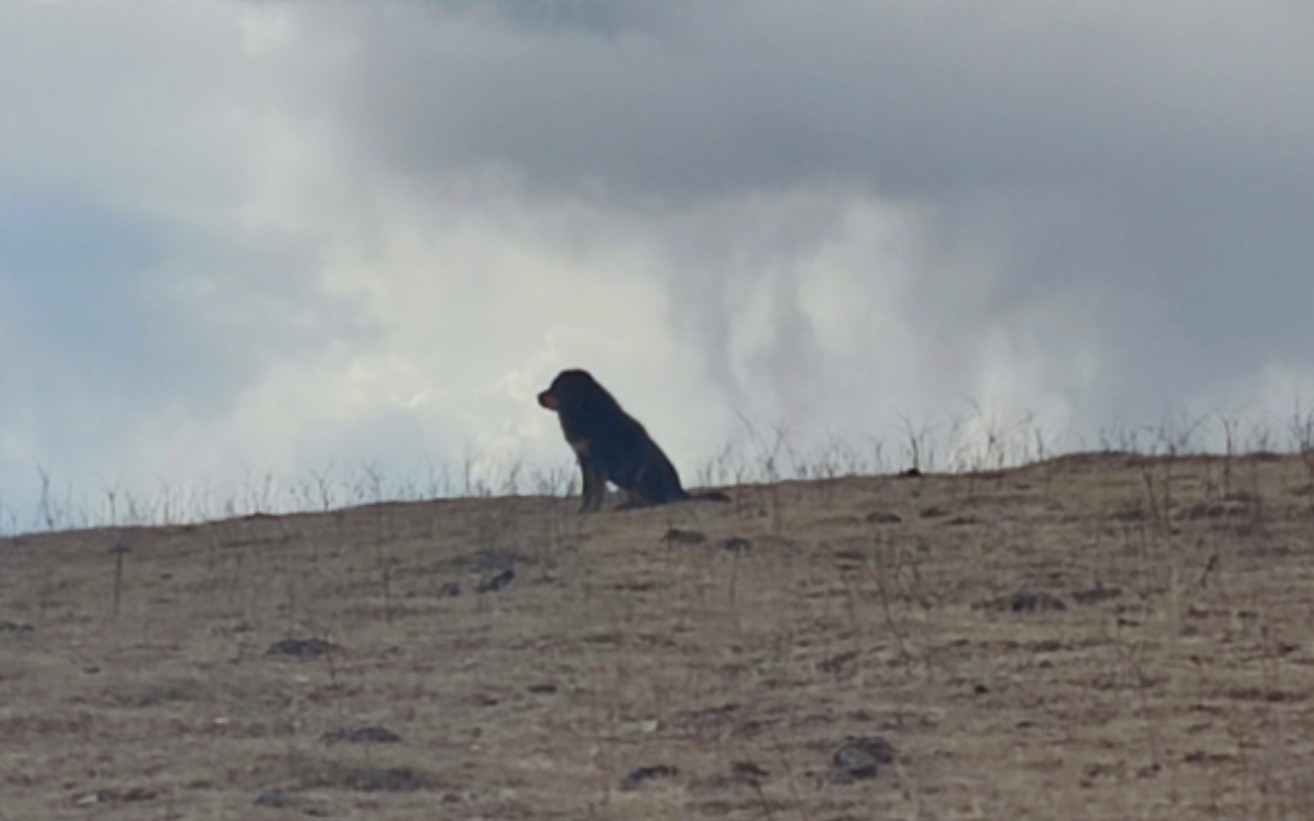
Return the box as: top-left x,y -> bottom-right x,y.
538,369 -> 730,512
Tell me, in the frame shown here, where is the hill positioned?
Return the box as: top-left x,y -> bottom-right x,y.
3,452 -> 1313,818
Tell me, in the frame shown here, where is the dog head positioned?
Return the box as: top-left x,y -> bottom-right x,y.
537,369 -> 595,413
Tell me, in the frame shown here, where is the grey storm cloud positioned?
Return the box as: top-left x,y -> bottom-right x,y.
329,2 -> 1314,201
314,0 -> 1314,419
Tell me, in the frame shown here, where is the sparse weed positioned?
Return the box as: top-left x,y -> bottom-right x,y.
7,403 -> 1314,538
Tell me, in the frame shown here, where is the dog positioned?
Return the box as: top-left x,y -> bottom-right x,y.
538,369 -> 730,512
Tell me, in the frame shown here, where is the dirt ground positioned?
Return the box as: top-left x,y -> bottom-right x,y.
3,452 -> 1314,819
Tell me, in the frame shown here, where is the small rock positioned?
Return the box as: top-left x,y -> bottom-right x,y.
355,768 -> 424,793
75,787 -> 156,805
620,764 -> 680,791
817,651 -> 857,675
254,788 -> 288,808
1110,506 -> 1146,523
436,582 -> 461,598
834,736 -> 896,781
721,536 -> 752,553
865,511 -> 903,525
323,724 -> 401,744
0,620 -> 35,636
662,528 -> 707,546
267,638 -> 333,660
977,591 -> 1067,614
1071,585 -> 1122,606
1007,591 -> 1066,613
476,568 -> 515,594
731,761 -> 769,785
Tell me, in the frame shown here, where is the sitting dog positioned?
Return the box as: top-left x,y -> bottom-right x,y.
538,369 -> 730,512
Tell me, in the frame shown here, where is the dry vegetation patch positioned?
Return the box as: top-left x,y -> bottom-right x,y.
3,454 -> 1314,818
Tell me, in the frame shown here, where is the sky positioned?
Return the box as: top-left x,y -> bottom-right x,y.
2,0 -> 1313,528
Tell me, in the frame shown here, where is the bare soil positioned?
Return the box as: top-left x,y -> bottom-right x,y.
4,453 -> 1314,819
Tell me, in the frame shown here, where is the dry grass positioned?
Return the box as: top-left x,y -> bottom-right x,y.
3,452 -> 1314,819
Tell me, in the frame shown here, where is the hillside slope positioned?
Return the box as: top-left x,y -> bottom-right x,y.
3,453 -> 1314,819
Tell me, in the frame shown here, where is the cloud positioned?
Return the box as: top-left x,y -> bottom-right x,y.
307,0 -> 1314,423
2,0 -> 1312,525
